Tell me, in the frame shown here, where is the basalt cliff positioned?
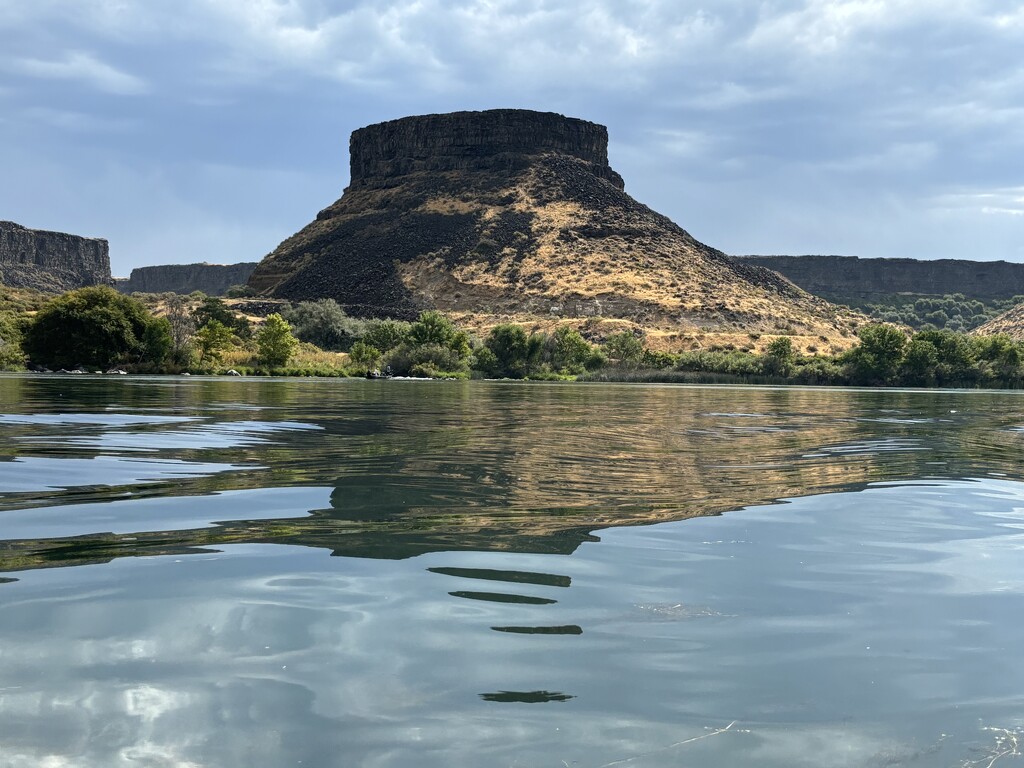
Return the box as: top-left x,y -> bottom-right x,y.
0,221 -> 111,293
734,254 -> 1024,305
249,110 -> 863,351
116,262 -> 257,296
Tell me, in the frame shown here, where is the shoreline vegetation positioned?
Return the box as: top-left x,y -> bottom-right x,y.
1,286 -> 1024,388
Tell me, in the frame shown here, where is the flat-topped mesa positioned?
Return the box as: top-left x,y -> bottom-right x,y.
249,108 -> 867,350
349,109 -> 625,189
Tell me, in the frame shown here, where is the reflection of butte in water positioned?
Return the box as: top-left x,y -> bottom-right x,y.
4,385 -> 1023,572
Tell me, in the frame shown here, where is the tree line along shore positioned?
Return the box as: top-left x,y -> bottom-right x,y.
1,285 -> 1023,388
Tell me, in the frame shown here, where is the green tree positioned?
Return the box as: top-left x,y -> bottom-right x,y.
256,313 -> 299,368
283,299 -> 364,351
973,334 -> 1023,383
193,296 -> 249,338
900,337 -> 939,386
349,341 -> 382,368
547,325 -> 592,373
23,286 -> 167,369
0,312 -> 25,370
761,336 -> 796,377
195,319 -> 234,366
163,294 -> 196,367
916,329 -> 977,385
140,317 -> 173,368
603,331 -> 644,367
483,324 -> 545,378
362,319 -> 411,352
844,324 -> 907,385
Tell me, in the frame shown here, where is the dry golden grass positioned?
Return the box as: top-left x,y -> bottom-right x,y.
974,304 -> 1024,340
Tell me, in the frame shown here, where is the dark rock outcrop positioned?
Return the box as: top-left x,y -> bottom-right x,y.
117,262 -> 258,296
348,109 -> 625,190
733,255 -> 1024,304
0,221 -> 110,292
249,109 -> 863,350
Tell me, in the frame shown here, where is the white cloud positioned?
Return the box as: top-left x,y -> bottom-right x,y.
934,187 -> 1024,217
1,0 -> 1024,261
11,51 -> 147,95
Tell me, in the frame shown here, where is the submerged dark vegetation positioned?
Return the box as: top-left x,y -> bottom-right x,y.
1,286 -> 1023,387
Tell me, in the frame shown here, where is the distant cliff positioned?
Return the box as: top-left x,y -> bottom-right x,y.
117,262 -> 258,296
733,255 -> 1024,304
0,221 -> 110,292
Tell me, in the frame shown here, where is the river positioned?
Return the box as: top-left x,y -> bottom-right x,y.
1,375 -> 1023,767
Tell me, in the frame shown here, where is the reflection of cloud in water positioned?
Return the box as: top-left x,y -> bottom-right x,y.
0,413 -> 199,427
0,455 -> 250,494
13,419 -> 323,453
1,478 -> 1022,768
0,487 -> 333,540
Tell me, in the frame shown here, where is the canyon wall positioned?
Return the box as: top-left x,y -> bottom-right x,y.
734,255 -> 1024,303
0,221 -> 110,292
117,262 -> 258,296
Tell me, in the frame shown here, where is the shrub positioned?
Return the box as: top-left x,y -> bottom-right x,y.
603,331 -> 644,367
640,349 -> 677,370
385,342 -> 468,377
349,341 -> 382,368
194,319 -> 235,366
481,324 -> 545,378
193,296 -> 249,338
256,313 -> 299,368
362,319 -> 411,352
23,286 -> 170,370
546,326 -> 593,373
0,312 -> 25,370
283,299 -> 364,351
225,284 -> 255,298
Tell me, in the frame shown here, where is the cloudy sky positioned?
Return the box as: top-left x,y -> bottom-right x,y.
1,0 -> 1023,275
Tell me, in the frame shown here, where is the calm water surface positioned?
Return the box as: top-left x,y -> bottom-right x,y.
1,375 -> 1024,767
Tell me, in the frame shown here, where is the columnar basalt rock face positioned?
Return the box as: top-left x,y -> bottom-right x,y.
0,221 -> 111,292
734,255 -> 1024,303
249,109 -> 865,351
116,262 -> 258,296
348,110 -> 624,189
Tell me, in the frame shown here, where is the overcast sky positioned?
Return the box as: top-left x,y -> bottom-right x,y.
2,0 -> 1023,275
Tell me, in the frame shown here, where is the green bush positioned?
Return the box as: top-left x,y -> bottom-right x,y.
603,331 -> 644,367
225,284 -> 255,298
385,342 -> 468,377
193,296 -> 249,338
0,312 -> 25,370
283,299 -> 364,351
194,319 -> 235,366
480,324 -> 545,378
256,313 -> 299,368
546,326 -> 594,373
362,319 -> 411,352
349,341 -> 382,367
843,324 -> 908,385
23,286 -> 171,370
